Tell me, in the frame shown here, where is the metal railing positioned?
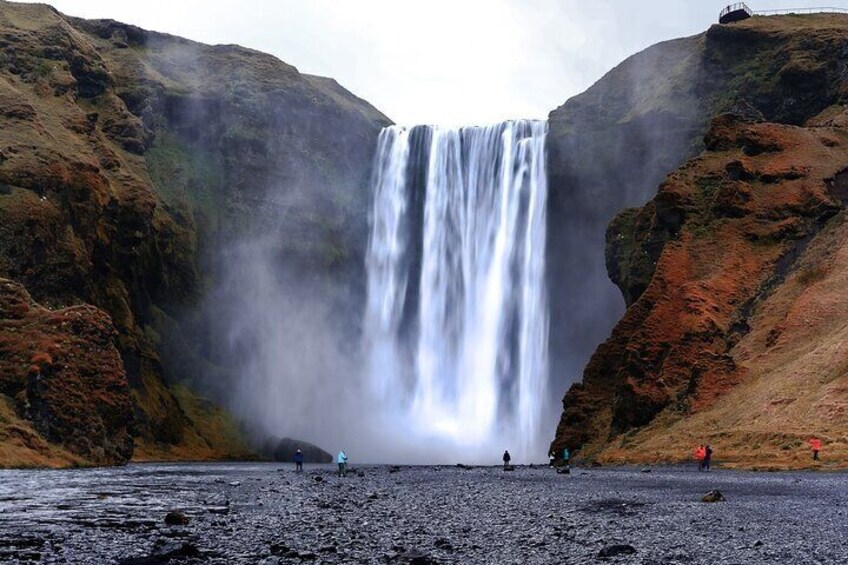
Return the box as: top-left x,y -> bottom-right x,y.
756,7 -> 848,15
720,2 -> 754,19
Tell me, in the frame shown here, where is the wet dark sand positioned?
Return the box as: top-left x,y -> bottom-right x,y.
0,463 -> 846,564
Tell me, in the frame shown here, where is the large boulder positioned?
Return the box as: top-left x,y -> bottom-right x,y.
269,437 -> 333,464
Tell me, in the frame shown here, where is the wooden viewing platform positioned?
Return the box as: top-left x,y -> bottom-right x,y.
720,3 -> 848,23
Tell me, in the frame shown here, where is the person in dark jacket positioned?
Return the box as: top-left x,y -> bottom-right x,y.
704,445 -> 713,471
294,449 -> 304,472
502,450 -> 511,469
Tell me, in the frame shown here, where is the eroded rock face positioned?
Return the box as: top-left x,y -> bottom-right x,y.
0,279 -> 133,465
546,13 -> 848,396
0,2 -> 389,462
553,111 -> 848,462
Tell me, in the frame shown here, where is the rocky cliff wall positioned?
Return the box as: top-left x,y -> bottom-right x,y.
549,14 -> 848,465
546,13 -> 848,395
0,1 -> 389,465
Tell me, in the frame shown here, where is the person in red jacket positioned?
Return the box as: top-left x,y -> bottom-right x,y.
809,437 -> 822,461
694,445 -> 706,471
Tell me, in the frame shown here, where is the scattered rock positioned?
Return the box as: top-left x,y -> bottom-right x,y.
503,465 -> 515,472
164,510 -> 189,525
389,466 -> 402,474
598,544 -> 637,558
398,549 -> 438,564
641,468 -> 651,473
433,538 -> 453,551
117,542 -> 200,564
702,490 -> 725,503
269,543 -> 298,558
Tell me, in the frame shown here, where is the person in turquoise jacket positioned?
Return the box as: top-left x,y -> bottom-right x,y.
337,450 -> 348,477
563,447 -> 570,467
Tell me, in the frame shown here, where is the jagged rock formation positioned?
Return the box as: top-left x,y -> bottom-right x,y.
546,13 -> 848,393
554,15 -> 848,466
0,1 -> 388,465
0,279 -> 133,466
267,437 -> 333,464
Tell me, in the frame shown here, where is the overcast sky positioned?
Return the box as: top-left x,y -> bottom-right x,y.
26,0 -> 846,125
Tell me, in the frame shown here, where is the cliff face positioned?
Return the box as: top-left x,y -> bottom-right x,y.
546,14 -> 848,393
0,1 -> 388,465
553,16 -> 848,465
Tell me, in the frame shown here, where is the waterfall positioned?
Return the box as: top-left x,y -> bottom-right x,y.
364,120 -> 548,460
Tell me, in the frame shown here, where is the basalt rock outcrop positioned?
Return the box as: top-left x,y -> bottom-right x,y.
553,104 -> 848,466
546,13 -> 848,392
550,13 -> 848,466
267,437 -> 333,464
0,278 -> 133,466
0,1 -> 388,465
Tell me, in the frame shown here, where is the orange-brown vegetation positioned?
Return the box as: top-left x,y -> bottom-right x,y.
553,107 -> 848,469
0,278 -> 133,466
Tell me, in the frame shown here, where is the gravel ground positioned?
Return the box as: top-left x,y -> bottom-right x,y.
0,462 -> 846,564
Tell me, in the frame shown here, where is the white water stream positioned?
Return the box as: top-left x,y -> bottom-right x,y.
364,120 -> 549,459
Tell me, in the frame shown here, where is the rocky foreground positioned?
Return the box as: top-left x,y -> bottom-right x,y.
0,463 -> 846,564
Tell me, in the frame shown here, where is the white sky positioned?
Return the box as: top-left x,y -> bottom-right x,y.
22,0 -> 847,125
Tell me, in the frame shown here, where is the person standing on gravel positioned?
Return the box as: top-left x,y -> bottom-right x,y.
704,445 -> 713,471
694,445 -> 706,471
337,450 -> 348,477
294,449 -> 304,472
809,437 -> 821,461
563,447 -> 570,469
503,450 -> 511,469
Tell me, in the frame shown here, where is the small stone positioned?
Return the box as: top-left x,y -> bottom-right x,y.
164,510 -> 189,525
598,544 -> 636,558
702,490 -> 724,503
175,543 -> 200,558
401,550 -> 438,564
434,538 -> 453,550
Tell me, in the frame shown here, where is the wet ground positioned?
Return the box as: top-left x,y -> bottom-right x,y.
0,462 -> 846,564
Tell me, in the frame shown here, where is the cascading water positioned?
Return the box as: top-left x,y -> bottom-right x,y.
364,120 -> 549,460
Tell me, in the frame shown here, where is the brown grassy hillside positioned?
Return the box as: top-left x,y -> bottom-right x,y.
553,104 -> 848,469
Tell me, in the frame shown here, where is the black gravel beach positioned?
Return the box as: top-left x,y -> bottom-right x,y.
1,463 -> 845,564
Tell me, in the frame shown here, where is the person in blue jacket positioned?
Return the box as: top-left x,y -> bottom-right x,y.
337,450 -> 348,477
294,449 -> 304,472
563,447 -> 570,468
